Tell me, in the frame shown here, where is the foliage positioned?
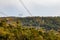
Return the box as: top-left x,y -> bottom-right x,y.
0,17 -> 60,40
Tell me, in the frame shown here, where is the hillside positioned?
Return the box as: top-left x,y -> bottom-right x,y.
0,17 -> 60,40
0,16 -> 60,30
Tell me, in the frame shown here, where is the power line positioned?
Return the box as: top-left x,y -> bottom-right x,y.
19,0 -> 32,16
0,12 -> 8,17
0,9 -> 8,17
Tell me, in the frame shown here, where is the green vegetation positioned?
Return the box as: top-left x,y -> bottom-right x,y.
0,17 -> 60,40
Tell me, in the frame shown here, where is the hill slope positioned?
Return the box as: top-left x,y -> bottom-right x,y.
0,17 -> 60,30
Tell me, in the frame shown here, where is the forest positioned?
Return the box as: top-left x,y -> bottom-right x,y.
0,17 -> 60,40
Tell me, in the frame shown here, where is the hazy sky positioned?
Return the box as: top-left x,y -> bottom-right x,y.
0,0 -> 60,17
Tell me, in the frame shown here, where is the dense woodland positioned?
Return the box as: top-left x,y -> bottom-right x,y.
0,17 -> 60,40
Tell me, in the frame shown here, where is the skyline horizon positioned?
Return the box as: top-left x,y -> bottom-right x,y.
0,0 -> 60,17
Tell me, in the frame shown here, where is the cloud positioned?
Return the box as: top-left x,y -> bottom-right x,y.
32,0 -> 60,5
0,0 -> 60,16
0,0 -> 24,16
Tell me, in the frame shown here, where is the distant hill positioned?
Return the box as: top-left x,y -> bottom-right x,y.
0,16 -> 60,30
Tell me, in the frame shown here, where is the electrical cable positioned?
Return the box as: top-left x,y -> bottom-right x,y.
19,0 -> 32,16
0,12 -> 8,17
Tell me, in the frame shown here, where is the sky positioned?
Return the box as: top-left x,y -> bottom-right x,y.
0,0 -> 60,17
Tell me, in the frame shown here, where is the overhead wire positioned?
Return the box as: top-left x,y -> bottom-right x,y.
0,8 -> 8,17
0,11 -> 8,17
0,0 -> 32,17
19,0 -> 32,16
